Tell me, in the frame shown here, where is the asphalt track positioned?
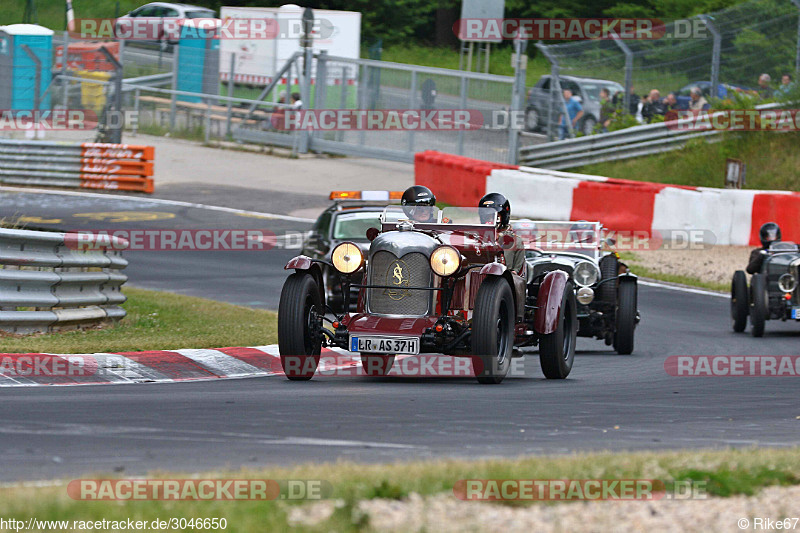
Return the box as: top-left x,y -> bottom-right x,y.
1,187 -> 799,482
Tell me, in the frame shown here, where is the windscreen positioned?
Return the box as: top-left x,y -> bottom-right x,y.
332,211 -> 381,240
512,220 -> 601,257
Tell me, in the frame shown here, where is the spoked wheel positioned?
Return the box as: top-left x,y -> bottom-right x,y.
278,273 -> 323,380
749,273 -> 768,337
613,279 -> 637,355
361,354 -> 395,376
472,277 -> 515,384
539,282 -> 577,379
731,270 -> 749,333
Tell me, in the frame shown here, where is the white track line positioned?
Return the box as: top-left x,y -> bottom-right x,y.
638,279 -> 728,299
0,186 -> 316,223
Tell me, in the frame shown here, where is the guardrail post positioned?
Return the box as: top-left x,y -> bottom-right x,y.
457,73 -> 468,155
170,44 -> 180,132
226,52 -> 235,138
408,69 -> 417,153
611,35 -> 633,117
507,36 -> 527,164
98,45 -> 124,144
699,15 -> 721,98
61,30 -> 70,108
792,0 -> 800,73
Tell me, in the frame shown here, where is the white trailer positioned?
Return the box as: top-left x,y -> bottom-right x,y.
219,5 -> 361,87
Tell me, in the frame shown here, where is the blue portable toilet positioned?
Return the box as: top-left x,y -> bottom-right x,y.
177,20 -> 220,103
0,24 -> 54,110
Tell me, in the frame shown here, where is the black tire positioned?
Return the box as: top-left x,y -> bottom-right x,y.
598,254 -> 619,303
471,277 -> 515,384
750,273 -> 767,337
278,273 -> 323,380
614,279 -> 637,355
361,354 -> 395,376
731,270 -> 749,332
525,107 -> 540,132
539,282 -> 577,378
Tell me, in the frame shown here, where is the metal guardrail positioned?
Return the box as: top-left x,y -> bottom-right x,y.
0,228 -> 128,334
518,102 -> 784,169
0,139 -> 155,192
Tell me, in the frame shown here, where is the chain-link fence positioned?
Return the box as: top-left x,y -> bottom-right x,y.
535,0 -> 800,139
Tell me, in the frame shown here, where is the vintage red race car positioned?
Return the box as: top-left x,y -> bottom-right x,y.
277,205 -> 577,384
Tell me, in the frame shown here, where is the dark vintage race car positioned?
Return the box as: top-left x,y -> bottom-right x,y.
302,191 -> 402,312
277,205 -> 579,384
731,241 -> 800,337
512,220 -> 640,354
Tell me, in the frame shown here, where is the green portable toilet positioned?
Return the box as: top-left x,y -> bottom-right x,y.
0,24 -> 54,110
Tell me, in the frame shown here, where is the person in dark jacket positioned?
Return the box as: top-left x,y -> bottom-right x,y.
478,192 -> 525,274
747,222 -> 781,274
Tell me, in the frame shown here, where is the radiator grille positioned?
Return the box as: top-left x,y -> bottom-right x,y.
368,251 -> 432,315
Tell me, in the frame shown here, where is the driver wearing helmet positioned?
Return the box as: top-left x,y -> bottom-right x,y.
478,193 -> 525,274
401,185 -> 437,223
747,222 -> 782,274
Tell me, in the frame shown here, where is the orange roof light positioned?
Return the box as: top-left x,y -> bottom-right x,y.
329,191 -> 405,201
330,191 -> 361,200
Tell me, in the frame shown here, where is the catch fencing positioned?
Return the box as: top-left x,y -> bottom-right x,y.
0,228 -> 128,334
0,139 -> 155,192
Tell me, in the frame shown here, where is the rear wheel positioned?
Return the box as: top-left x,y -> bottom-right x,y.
278,273 -> 323,380
614,279 -> 637,355
472,277 -> 515,384
750,273 -> 767,337
525,107 -> 540,132
731,270 -> 749,332
361,354 -> 395,376
539,282 -> 577,379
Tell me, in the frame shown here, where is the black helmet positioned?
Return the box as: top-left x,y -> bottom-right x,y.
478,192 -> 511,228
759,222 -> 781,248
401,185 -> 436,207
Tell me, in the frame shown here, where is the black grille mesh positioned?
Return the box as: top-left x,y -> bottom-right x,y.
368,251 -> 432,315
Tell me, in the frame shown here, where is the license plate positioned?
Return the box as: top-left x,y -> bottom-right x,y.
350,335 -> 420,355
792,308 -> 800,320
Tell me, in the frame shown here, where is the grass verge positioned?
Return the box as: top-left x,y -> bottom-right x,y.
576,132 -> 800,191
620,252 -> 728,292
0,287 -> 277,353
1,447 -> 799,531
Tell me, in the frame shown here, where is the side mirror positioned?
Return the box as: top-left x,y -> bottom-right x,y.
366,227 -> 379,241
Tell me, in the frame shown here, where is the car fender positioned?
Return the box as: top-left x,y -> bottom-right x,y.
534,270 -> 569,335
479,262 -> 506,276
285,255 -> 325,304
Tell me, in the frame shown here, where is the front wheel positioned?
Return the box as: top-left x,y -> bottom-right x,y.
580,116 -> 597,136
278,273 -> 323,380
614,279 -> 637,355
361,354 -> 395,376
539,282 -> 577,379
525,107 -> 540,132
471,277 -> 515,384
750,273 -> 767,337
731,270 -> 749,332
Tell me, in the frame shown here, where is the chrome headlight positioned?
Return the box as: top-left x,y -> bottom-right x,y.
779,273 -> 796,293
430,246 -> 461,277
573,260 -> 600,288
331,242 -> 363,274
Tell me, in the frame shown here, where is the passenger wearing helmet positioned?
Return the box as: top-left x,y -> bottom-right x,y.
478,193 -> 525,274
401,185 -> 437,223
747,222 -> 782,274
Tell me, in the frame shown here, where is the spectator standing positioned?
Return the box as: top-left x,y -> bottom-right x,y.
558,88 -> 584,140
613,85 -> 640,115
290,92 -> 303,110
688,87 -> 709,111
756,73 -> 772,98
641,89 -> 666,122
776,74 -> 795,97
599,88 -> 614,132
663,92 -> 679,112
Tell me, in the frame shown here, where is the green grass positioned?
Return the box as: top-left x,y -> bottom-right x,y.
1,447 -> 799,531
1,286 -> 277,353
576,132 -> 800,191
1,0 -> 143,30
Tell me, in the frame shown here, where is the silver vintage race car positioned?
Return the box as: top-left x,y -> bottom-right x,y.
512,220 -> 640,354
